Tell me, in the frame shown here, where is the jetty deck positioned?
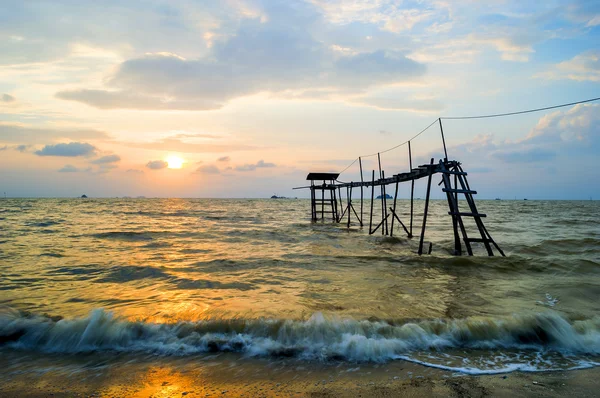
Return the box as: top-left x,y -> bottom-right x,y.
295,158 -> 504,257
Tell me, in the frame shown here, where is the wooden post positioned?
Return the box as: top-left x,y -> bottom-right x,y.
418,158 -> 434,255
369,170 -> 375,234
310,181 -> 316,221
359,157 -> 364,227
439,118 -> 448,162
408,141 -> 414,238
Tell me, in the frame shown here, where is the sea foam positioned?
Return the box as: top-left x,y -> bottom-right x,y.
1,308 -> 599,373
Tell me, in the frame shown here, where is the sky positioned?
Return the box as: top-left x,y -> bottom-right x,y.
0,0 -> 599,199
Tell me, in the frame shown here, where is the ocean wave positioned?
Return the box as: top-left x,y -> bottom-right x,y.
1,308 -> 599,371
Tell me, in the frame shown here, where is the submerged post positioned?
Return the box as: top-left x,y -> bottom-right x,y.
418,158 -> 435,255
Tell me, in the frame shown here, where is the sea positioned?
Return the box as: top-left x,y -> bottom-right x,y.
1,198 -> 599,379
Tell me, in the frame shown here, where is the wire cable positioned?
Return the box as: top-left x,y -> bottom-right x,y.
441,96 -> 600,120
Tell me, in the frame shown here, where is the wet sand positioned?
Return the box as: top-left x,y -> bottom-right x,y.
1,352 -> 599,397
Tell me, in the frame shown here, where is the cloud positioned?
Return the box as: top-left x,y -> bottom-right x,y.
35,142 -> 96,157
91,154 -> 121,164
58,164 -> 89,172
235,159 -> 276,172
121,137 -> 257,153
525,103 -> 600,147
126,169 -> 144,174
0,145 -> 7,151
311,0 -> 434,32
146,160 -> 168,170
0,123 -> 109,143
55,2 -> 426,111
56,89 -> 222,110
15,144 -> 30,152
217,156 -> 230,162
536,50 -> 600,82
2,94 -> 15,102
195,165 -> 220,174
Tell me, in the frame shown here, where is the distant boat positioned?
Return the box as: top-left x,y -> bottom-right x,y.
271,194 -> 287,199
376,194 -> 393,199
524,198 -> 528,201
81,194 -> 88,198
495,198 -> 501,200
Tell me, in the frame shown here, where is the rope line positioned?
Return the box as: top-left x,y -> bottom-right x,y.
336,96 -> 600,176
337,157 -> 358,176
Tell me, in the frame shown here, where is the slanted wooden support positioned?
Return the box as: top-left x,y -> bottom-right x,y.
418,158 -> 435,255
382,170 -> 389,235
390,181 -> 398,236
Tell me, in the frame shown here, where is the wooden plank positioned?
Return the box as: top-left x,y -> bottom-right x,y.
442,188 -> 477,194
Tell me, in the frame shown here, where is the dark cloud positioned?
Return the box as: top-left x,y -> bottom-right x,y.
91,154 -> 121,164
58,165 -> 89,172
97,164 -> 119,173
0,123 -> 109,143
0,145 -> 7,151
235,159 -> 276,172
2,94 -> 15,103
217,156 -> 230,162
195,165 -> 220,174
35,142 -> 96,157
126,169 -> 144,174
146,160 -> 168,170
15,144 -> 30,152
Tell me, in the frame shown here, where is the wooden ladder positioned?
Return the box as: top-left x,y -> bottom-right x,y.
439,161 -> 505,256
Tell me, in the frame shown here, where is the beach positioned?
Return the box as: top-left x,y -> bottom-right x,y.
2,351 -> 600,397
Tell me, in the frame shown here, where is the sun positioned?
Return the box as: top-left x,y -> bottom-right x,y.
166,155 -> 185,169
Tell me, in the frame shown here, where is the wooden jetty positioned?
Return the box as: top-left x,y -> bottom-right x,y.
295,157 -> 505,257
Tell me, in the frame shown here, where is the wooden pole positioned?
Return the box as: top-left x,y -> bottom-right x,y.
369,170 -> 375,234
321,181 -> 325,221
347,185 -> 351,228
418,158 -> 434,255
338,186 -> 343,221
439,118 -> 448,162
359,157 -> 364,226
377,153 -> 385,235
408,141 -> 414,238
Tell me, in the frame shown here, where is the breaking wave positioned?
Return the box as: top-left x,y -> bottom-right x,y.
1,308 -> 599,373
